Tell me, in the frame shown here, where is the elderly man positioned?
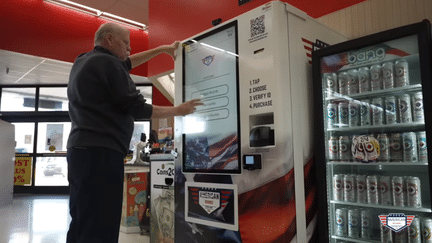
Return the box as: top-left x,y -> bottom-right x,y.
66,22 -> 201,243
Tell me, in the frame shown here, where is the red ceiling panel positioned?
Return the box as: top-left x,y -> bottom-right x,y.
0,0 -> 148,77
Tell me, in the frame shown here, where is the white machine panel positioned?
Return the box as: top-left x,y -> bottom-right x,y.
174,2 -> 347,242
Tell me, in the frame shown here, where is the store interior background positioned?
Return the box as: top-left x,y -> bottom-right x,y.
2,0 -> 431,138
1,0 -> 431,106
1,0 -> 432,242
3,0 -> 432,82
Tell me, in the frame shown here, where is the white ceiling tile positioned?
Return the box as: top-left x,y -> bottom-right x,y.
0,50 -> 150,86
0,50 -> 73,85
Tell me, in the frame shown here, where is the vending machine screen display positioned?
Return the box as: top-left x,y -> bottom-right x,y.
182,21 -> 240,174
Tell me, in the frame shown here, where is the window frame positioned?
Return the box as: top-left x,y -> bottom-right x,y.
0,83 -> 153,194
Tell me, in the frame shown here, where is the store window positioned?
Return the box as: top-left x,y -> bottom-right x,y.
34,157 -> 68,186
1,88 -> 36,111
2,84 -> 153,193
38,87 -> 68,111
13,122 -> 35,153
37,122 -> 71,153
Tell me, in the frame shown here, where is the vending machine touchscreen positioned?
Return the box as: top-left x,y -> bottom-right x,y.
181,21 -> 241,174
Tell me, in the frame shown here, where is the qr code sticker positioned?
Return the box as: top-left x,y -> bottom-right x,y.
250,15 -> 265,38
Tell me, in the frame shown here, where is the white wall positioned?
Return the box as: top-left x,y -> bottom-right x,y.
317,0 -> 432,39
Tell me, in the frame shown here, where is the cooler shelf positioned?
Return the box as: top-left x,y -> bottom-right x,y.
325,84 -> 423,101
330,200 -> 432,213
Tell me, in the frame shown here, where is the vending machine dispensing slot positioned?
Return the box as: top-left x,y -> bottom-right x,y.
249,113 -> 275,147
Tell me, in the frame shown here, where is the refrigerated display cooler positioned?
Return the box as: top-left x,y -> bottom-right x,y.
313,21 -> 432,243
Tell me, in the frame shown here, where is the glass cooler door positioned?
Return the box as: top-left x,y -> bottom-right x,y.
320,34 -> 431,243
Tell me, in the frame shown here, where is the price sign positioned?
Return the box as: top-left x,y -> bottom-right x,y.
14,155 -> 32,185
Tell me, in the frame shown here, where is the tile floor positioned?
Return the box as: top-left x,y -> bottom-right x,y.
0,194 -> 150,243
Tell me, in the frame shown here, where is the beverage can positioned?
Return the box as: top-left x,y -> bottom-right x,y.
325,73 -> 338,95
349,100 -> 360,127
399,94 -> 413,123
338,72 -> 349,95
422,218 -> 432,243
417,131 -> 428,162
402,132 -> 418,162
392,176 -> 405,207
327,102 -> 338,128
385,96 -> 398,125
381,222 -> 393,243
372,98 -> 385,126
344,174 -> 356,202
339,136 -> 351,161
335,208 -> 348,236
361,210 -> 373,239
338,102 -> 349,128
382,62 -> 395,89
390,133 -> 403,162
333,174 -> 344,201
358,67 -> 371,93
394,227 -> 408,243
370,64 -> 383,91
406,176 -> 422,208
408,217 -> 421,243
367,175 -> 379,204
380,175 -> 392,206
360,99 -> 372,126
377,133 -> 390,162
408,216 -> 422,243
329,136 -> 339,161
412,92 -> 425,123
395,59 -> 409,87
357,174 -> 367,203
348,69 -> 359,94
348,209 -> 360,238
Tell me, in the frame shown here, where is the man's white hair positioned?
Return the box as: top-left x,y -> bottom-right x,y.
94,22 -> 128,46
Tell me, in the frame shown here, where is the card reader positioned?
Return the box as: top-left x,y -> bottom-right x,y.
243,154 -> 262,170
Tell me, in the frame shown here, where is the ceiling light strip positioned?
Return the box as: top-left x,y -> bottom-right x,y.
44,0 -> 146,30
44,0 -> 99,15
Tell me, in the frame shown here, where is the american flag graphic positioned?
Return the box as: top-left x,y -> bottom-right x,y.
208,134 -> 239,170
302,38 -> 313,65
302,38 -> 331,65
238,157 -> 317,242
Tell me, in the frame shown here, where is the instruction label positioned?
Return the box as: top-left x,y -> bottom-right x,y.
249,78 -> 272,109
